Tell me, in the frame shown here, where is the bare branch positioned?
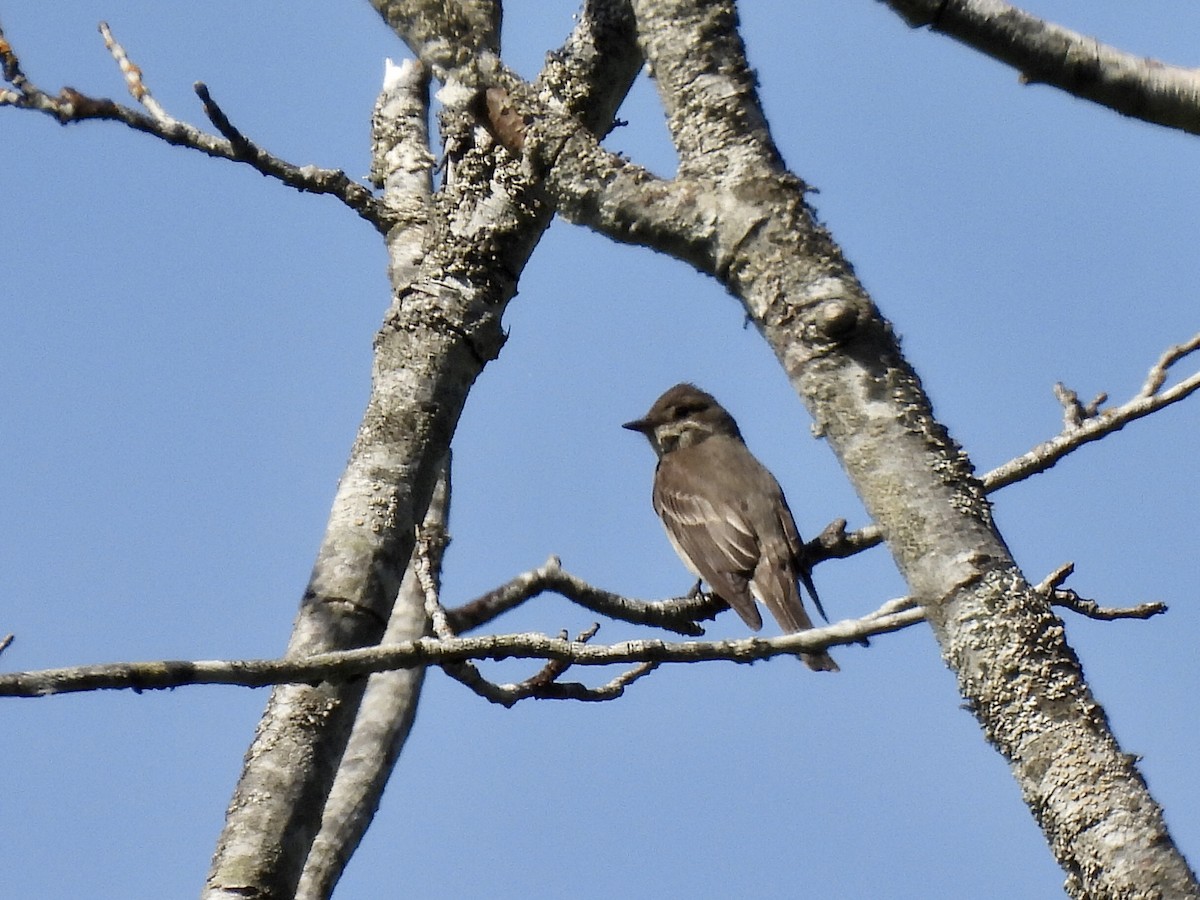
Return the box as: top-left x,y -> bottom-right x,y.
441,623 -> 658,707
879,0 -> 1200,136
1142,333 -> 1200,397
1033,563 -> 1167,621
0,561 -> 1160,701
98,21 -> 171,124
1053,382 -> 1107,429
296,458 -> 445,900
193,82 -> 253,157
0,633 -> 13,656
986,331 -> 1200,492
205,5 -> 645,894
0,616 -> 882,699
445,554 -> 719,636
0,21 -> 394,231
368,0 -> 501,78
809,333 -> 1200,563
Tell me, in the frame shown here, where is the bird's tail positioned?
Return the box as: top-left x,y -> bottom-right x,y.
800,650 -> 840,673
799,563 -> 828,623
753,560 -> 839,672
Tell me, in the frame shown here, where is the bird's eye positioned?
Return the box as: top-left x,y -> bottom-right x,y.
673,402 -> 701,419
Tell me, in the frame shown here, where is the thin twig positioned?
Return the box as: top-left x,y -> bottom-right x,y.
1142,333 -> 1200,397
98,21 -> 172,124
446,555 -> 719,636
193,82 -> 253,157
811,333 -> 1200,561
441,622 -> 657,707
0,22 -> 394,231
987,333 -> 1200,492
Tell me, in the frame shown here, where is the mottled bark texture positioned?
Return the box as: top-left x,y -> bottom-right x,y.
295,457 -> 447,900
494,0 -> 1197,896
202,4 -> 641,898
196,0 -> 1196,896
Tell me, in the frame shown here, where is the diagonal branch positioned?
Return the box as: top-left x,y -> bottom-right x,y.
810,332 -> 1200,561
985,331 -> 1200,491
878,0 -> 1200,136
0,21 -> 394,231
445,554 -> 721,636
483,1 -> 1198,891
204,4 -> 644,898
294,456 -> 446,900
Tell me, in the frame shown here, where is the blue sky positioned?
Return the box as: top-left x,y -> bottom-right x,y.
3,2 -> 1198,898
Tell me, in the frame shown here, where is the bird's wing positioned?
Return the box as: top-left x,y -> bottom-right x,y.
653,470 -> 764,630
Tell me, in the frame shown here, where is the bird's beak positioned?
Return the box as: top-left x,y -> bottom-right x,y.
622,417 -> 652,433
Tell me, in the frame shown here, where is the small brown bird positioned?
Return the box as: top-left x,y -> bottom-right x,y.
623,383 -> 837,672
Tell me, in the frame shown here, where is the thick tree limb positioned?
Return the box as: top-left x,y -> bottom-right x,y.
483,0 -> 1199,894
294,454 -> 446,900
879,0 -> 1200,136
0,21 -> 394,231
202,4 -> 644,898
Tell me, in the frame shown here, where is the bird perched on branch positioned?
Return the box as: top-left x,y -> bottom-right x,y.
623,383 -> 837,672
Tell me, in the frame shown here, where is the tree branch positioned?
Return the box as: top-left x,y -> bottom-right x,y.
810,332 -> 1200,562
445,554 -> 721,636
0,21 -> 394,231
294,457 -> 445,900
0,609 -> 912,699
440,623 -> 660,708
490,0 -> 1198,892
0,563 -> 1161,701
204,4 -> 644,897
985,331 -> 1200,492
878,0 -> 1200,136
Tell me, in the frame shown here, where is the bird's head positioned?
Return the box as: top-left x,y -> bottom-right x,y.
622,383 -> 742,456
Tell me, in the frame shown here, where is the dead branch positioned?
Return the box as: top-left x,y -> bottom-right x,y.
811,332 -> 1200,562
0,21 -> 393,231
0,562 -> 1160,701
445,554 -> 720,636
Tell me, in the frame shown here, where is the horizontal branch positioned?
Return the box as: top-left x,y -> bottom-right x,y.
0,575 -> 1161,700
0,607 -> 918,699
0,21 -> 394,231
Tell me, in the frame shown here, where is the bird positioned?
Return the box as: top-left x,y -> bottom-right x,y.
623,383 -> 838,672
